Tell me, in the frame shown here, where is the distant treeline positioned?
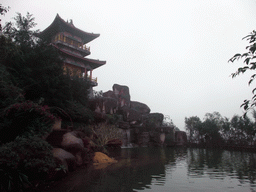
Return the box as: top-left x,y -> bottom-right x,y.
185,111 -> 256,149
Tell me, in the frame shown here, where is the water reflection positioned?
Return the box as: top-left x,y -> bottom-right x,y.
44,148 -> 256,192
187,148 -> 256,185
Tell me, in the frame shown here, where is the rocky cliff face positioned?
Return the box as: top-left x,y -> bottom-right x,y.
92,84 -> 152,125
90,84 -> 187,147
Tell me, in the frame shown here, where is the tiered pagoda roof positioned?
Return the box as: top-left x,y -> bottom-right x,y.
40,14 -> 100,44
40,14 -> 106,72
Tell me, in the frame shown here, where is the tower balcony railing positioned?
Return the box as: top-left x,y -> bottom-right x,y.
54,39 -> 90,53
87,76 -> 98,86
80,45 -> 90,52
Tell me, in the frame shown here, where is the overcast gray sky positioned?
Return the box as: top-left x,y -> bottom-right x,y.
2,0 -> 256,130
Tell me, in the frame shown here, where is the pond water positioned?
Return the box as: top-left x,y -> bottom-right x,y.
44,147 -> 256,192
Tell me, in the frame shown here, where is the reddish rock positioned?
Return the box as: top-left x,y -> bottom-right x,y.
52,148 -> 76,171
90,97 -> 118,114
130,101 -> 151,115
61,132 -> 84,148
143,113 -> 164,128
119,106 -> 141,123
113,84 -> 131,108
103,90 -> 116,98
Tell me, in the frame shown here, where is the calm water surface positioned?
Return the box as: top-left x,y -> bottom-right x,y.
44,147 -> 256,192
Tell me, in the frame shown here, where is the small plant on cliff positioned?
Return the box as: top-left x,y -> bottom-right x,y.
89,123 -> 122,148
92,90 -> 103,98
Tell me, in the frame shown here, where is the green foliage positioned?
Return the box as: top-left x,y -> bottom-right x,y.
0,101 -> 56,144
162,115 -> 179,130
185,111 -> 256,146
1,12 -> 92,123
0,168 -> 31,192
229,30 -> 256,113
0,136 -> 56,191
93,90 -> 103,98
0,63 -> 24,111
0,4 -> 9,16
1,13 -> 64,103
229,114 -> 255,145
185,116 -> 202,143
65,101 -> 93,123
0,10 -> 94,191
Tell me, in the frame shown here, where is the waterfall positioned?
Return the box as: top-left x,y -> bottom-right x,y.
120,129 -> 133,148
126,129 -> 131,146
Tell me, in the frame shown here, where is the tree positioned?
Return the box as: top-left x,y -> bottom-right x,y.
230,114 -> 255,146
162,115 -> 179,130
0,4 -> 9,16
0,11 -> 93,190
1,12 -> 92,123
201,112 -> 227,145
219,117 -> 231,143
229,31 -> 256,113
185,116 -> 202,143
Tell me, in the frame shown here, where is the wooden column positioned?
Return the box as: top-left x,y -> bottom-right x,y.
90,70 -> 92,81
84,68 -> 87,78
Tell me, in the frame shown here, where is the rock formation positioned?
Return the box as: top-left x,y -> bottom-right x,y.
130,101 -> 151,115
46,83 -> 187,173
90,83 -> 186,147
46,130 -> 93,171
175,131 -> 188,146
112,84 -> 131,107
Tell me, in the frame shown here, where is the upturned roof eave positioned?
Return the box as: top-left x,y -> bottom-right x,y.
52,44 -> 106,70
39,14 -> 100,44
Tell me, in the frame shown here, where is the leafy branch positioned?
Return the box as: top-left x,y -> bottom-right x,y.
229,30 -> 256,113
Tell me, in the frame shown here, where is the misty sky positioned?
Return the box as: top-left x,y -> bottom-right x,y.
2,0 -> 256,130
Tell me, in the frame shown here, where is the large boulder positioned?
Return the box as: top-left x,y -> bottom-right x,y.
52,148 -> 76,171
103,90 -> 116,99
142,113 -> 164,128
118,106 -> 141,123
130,101 -> 151,115
103,97 -> 118,114
47,131 -> 88,166
61,131 -> 87,166
62,143 -> 86,166
61,132 -> 84,148
175,131 -> 187,146
90,97 -> 118,114
113,84 -> 131,107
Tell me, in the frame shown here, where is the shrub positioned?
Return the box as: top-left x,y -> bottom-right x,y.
65,101 -> 93,123
0,101 -> 56,143
89,123 -> 123,147
0,63 -> 24,111
0,136 -> 56,191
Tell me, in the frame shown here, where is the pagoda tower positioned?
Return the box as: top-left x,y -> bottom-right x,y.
40,14 -> 106,95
